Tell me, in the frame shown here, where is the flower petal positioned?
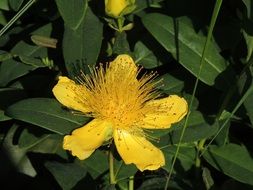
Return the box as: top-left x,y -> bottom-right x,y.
114,129 -> 165,171
142,95 -> 188,129
108,54 -> 138,79
52,76 -> 90,113
105,0 -> 129,17
63,119 -> 113,160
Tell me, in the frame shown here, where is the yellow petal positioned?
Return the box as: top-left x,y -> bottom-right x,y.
108,54 -> 138,79
114,129 -> 165,171
105,0 -> 129,17
63,119 -> 113,160
142,95 -> 188,129
52,76 -> 89,113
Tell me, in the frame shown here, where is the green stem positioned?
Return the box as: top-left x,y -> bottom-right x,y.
195,152 -> 201,169
0,0 -> 36,37
117,17 -> 125,32
195,139 -> 206,168
129,176 -> 134,190
164,0 -> 223,189
109,146 -> 116,185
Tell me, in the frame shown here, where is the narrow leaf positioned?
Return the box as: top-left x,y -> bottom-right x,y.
31,35 -> 58,48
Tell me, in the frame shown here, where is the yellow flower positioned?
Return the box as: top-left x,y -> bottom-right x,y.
105,0 -> 135,18
52,54 -> 188,171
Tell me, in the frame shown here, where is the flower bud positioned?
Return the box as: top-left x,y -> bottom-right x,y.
105,0 -> 135,18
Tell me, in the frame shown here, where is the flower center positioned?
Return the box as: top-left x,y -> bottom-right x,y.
78,58 -> 160,128
104,100 -> 141,127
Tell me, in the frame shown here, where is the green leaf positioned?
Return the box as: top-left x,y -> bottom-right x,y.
134,0 -> 164,13
0,87 -> 25,121
81,150 -> 108,179
156,73 -> 184,94
202,167 -> 214,190
0,24 -> 52,86
18,55 -> 46,68
0,88 -> 26,109
220,179 -> 253,190
31,35 -> 58,48
19,128 -> 45,149
244,88 -> 253,126
0,0 -> 9,10
18,127 -> 69,159
0,109 -> 10,121
136,177 -> 184,190
203,144 -> 253,186
184,94 -> 199,111
12,24 -> 52,55
114,161 -> 137,182
18,127 -> 62,150
134,41 -> 162,69
0,50 -> 12,61
142,14 -> 227,85
2,125 -> 36,177
55,0 -> 87,30
213,118 -> 230,146
243,30 -> 253,62
0,10 -> 7,25
112,31 -> 131,55
237,67 -> 253,127
0,60 -> 45,87
31,135 -> 67,157
163,145 -> 195,172
242,0 -> 253,19
63,7 -> 103,77
170,111 -> 219,143
6,98 -> 89,135
8,0 -> 24,11
45,162 -> 87,190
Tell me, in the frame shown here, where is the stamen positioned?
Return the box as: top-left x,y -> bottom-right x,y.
72,59 -> 163,128
70,110 -> 86,116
